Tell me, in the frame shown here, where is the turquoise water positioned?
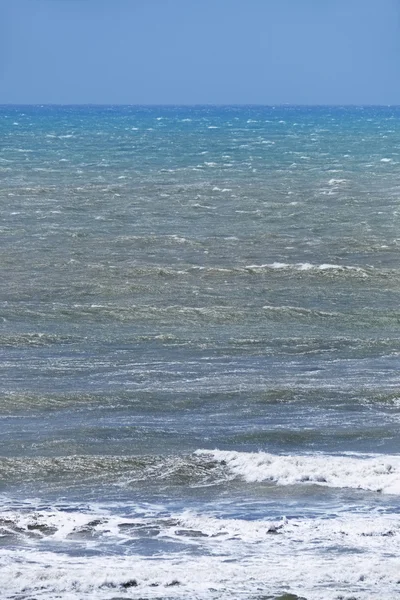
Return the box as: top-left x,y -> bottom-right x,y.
1,105 -> 400,599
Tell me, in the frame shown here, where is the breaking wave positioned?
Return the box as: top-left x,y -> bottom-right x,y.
197,449 -> 400,494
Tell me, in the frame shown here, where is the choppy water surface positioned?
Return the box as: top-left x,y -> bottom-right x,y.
1,105 -> 400,599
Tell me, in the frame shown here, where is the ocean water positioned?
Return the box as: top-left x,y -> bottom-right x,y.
1,105 -> 400,599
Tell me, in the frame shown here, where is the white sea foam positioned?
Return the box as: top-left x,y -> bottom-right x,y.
244,262 -> 367,275
196,449 -> 400,493
1,507 -> 400,598
211,186 -> 232,192
328,178 -> 347,185
262,304 -> 338,317
0,505 -> 283,545
168,234 -> 188,244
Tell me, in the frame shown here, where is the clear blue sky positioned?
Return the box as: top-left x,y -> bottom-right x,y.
1,0 -> 399,104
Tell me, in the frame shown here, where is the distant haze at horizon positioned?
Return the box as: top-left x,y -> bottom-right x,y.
0,0 -> 399,105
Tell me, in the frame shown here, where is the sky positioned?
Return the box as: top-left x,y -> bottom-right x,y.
0,0 -> 399,105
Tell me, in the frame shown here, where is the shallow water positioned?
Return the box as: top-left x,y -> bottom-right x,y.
1,105 -> 400,599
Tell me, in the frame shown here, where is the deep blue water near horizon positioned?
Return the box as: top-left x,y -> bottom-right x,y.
1,105 -> 400,599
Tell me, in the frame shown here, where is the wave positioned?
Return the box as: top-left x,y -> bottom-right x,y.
0,505 -> 399,599
5,300 -> 398,328
262,304 -> 339,318
1,502 -> 397,547
228,335 -> 400,357
187,262 -> 376,279
0,332 -> 80,347
4,261 -> 386,283
0,302 -> 245,324
0,454 -> 228,488
2,386 -> 399,416
3,451 -> 400,494
0,504 -> 283,545
244,262 -> 370,277
196,449 -> 400,494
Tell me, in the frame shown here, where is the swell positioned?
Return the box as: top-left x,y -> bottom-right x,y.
2,450 -> 400,494
2,261 -> 397,283
1,386 -> 400,413
4,301 -> 400,329
0,454 -> 227,488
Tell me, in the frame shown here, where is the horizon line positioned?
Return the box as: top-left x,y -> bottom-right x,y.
1,103 -> 400,108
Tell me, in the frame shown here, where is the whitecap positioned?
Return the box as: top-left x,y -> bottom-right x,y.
197,449 -> 400,494
328,178 -> 347,185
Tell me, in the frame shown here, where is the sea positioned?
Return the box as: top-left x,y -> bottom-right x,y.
1,105 -> 400,600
